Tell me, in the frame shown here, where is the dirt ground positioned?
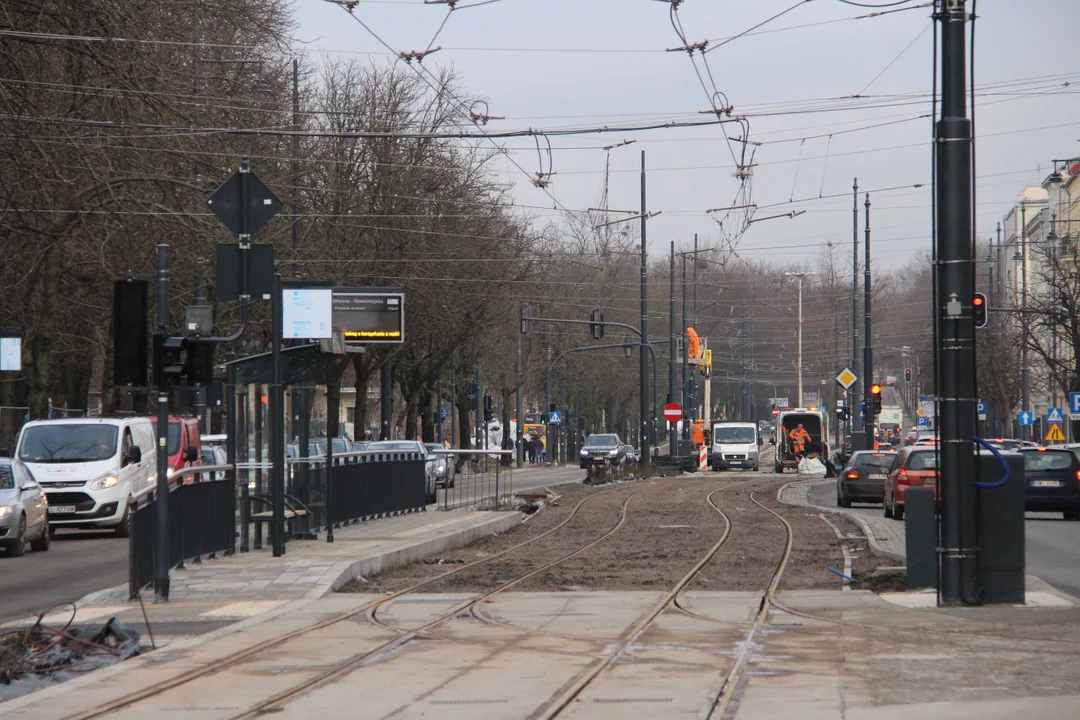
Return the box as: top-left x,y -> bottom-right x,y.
339,474 -> 888,596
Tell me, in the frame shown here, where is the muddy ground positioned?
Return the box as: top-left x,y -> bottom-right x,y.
340,474 -> 887,595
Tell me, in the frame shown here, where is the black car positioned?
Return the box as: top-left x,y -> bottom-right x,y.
579,434 -> 625,469
1019,448 -> 1080,520
837,450 -> 897,507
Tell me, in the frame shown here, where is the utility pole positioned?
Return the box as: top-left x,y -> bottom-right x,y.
639,151 -> 650,461
851,178 -> 862,443
936,0 -> 978,607
785,272 -> 812,407
669,241 -> 677,456
1020,201 -> 1030,441
863,192 -> 873,431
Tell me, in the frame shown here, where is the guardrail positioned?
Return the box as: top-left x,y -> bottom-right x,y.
433,449 -> 514,510
128,465 -> 234,600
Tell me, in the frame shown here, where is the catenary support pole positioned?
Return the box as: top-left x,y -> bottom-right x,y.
153,243 -> 170,603
936,0 -> 979,607
639,151 -> 651,462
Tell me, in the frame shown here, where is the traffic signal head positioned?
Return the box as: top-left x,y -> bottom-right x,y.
973,292 -> 988,328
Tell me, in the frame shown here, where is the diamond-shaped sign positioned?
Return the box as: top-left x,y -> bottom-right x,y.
206,167 -> 282,237
835,368 -> 857,389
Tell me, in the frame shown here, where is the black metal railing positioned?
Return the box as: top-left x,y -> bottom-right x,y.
128,465 -> 235,600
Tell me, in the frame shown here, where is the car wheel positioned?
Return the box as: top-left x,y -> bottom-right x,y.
113,500 -> 132,539
30,521 -> 50,552
8,515 -> 27,557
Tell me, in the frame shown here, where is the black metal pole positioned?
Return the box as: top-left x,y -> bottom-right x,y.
270,268 -> 285,557
669,240 -> 677,456
936,0 -> 979,606
864,193 -> 873,434
639,150 -> 650,462
380,355 -> 392,440
852,178 -> 862,443
153,243 -> 170,603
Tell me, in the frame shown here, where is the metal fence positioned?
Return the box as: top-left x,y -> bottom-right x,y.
435,449 -> 514,510
128,465 -> 234,600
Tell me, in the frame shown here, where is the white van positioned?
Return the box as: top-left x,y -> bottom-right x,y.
711,421 -> 761,471
16,417 -> 157,537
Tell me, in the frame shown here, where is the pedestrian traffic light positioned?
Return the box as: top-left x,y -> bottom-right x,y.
973,292 -> 988,328
868,384 -> 883,416
153,334 -> 187,387
589,308 -> 604,340
905,367 -> 912,383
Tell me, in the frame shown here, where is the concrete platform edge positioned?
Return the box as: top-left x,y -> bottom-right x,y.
778,478 -> 906,563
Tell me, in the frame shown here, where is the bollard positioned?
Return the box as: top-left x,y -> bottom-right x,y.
904,486 -> 936,590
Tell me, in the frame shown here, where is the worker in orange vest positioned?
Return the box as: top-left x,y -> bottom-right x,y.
789,424 -> 811,458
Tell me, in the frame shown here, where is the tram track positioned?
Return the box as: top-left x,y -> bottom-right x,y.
64,484 -> 625,720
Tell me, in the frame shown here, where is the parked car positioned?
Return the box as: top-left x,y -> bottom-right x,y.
0,458 -> 50,556
201,445 -> 228,482
883,446 -> 940,521
1019,447 -> 1080,520
579,434 -> 626,469
16,416 -> 156,537
424,443 -> 455,488
837,451 -> 897,507
149,416 -> 202,482
622,445 -> 638,464
365,440 -> 437,504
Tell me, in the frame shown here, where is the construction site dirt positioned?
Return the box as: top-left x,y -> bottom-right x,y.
340,475 -> 885,596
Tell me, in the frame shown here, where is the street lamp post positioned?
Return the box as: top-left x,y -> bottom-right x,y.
785,272 -> 813,407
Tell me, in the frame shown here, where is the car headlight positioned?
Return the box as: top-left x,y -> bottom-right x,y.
90,474 -> 119,491
0,506 -> 12,518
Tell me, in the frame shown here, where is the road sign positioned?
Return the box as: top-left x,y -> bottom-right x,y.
440,408 -> 450,420
836,368 -> 857,389
977,400 -> 987,421
1018,411 -> 1034,426
206,165 -> 282,237
548,411 -> 562,425
1048,407 -> 1064,424
663,403 -> 682,423
1047,423 -> 1066,442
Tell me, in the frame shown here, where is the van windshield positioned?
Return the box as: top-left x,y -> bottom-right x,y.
714,426 -> 755,444
19,425 -> 118,463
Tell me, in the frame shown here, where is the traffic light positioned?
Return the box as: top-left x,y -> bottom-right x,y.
589,308 -> 605,340
973,292 -> 988,328
483,394 -> 494,422
868,384 -> 883,416
905,367 -> 912,383
153,334 -> 187,387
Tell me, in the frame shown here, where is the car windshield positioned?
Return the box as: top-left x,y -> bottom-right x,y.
856,453 -> 896,470
0,464 -> 13,490
1023,451 -> 1074,471
19,424 -> 118,463
907,451 -> 938,470
714,426 -> 756,443
584,434 -> 619,448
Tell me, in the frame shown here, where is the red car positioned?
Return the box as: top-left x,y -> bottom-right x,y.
883,446 -> 940,521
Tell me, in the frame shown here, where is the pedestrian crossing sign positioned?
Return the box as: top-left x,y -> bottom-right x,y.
1046,424 -> 1066,442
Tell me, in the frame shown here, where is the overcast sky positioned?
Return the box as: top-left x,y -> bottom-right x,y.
293,0 -> 1080,269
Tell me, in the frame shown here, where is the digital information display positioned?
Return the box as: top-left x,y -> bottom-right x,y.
332,291 -> 404,344
0,336 -> 21,371
282,288 -> 333,339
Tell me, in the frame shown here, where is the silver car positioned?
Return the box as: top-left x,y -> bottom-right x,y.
1,458 -> 50,557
